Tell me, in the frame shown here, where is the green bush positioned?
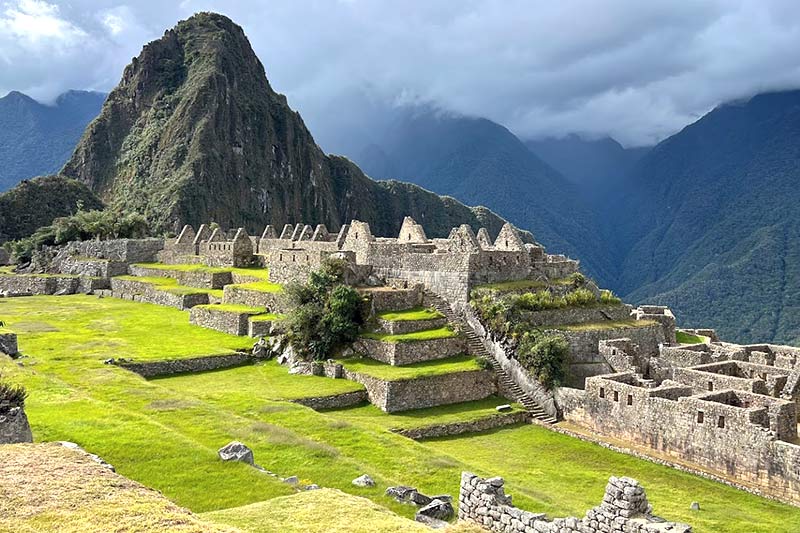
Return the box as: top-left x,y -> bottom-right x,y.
282,259 -> 366,361
600,289 -> 622,305
567,272 -> 586,287
0,375 -> 27,410
564,288 -> 596,307
4,209 -> 149,264
516,333 -> 570,389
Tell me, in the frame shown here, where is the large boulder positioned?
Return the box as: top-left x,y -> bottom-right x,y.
352,474 -> 375,487
0,407 -> 33,444
218,441 -> 254,465
416,498 -> 454,521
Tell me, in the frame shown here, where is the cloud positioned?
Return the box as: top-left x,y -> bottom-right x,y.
2,1 -> 800,147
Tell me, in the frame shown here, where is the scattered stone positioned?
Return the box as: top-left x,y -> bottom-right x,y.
217,441 -> 254,465
409,490 -> 432,506
103,358 -> 114,365
416,498 -> 454,521
0,407 -> 33,444
283,475 -> 299,485
429,494 -> 452,503
690,501 -> 700,511
57,441 -> 114,471
386,485 -> 416,502
305,484 -> 321,490
414,514 -> 449,529
252,337 -> 269,359
495,404 -> 512,412
352,474 -> 375,487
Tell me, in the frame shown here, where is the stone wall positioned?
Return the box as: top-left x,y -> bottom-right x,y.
0,274 -> 108,296
291,390 -> 368,410
377,316 -> 448,335
110,278 -> 209,310
189,306 -> 260,336
458,472 -> 691,533
465,307 -> 558,419
582,372 -> 800,504
118,353 -> 252,378
57,256 -> 129,278
59,238 -> 164,263
0,331 -> 18,356
554,386 -> 587,423
0,407 -> 33,444
673,361 -> 790,398
361,286 -> 424,314
394,410 -> 531,440
517,304 -> 632,328
222,285 -> 283,311
344,368 -> 496,413
355,336 -> 466,366
129,265 -> 232,289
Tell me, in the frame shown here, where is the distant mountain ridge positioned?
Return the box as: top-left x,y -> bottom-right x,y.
0,90 -> 106,192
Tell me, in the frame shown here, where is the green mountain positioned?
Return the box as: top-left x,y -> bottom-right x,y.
353,111 -> 615,283
0,175 -> 103,243
525,135 -> 649,192
60,13 -> 517,239
0,90 -> 105,192
613,91 -> 800,344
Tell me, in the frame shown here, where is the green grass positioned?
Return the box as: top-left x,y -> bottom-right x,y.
114,275 -> 224,299
425,425 -> 800,533
329,396 -> 521,431
2,295 -> 798,532
377,307 -> 444,321
548,319 -> 658,332
133,263 -> 273,282
250,313 -> 282,322
475,278 -> 571,291
677,330 -> 709,344
227,280 -> 283,293
361,326 -> 457,343
339,354 -> 480,381
153,360 -> 365,400
193,303 -> 266,315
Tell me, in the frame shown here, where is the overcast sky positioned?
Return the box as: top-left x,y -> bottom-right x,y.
2,0 -> 800,148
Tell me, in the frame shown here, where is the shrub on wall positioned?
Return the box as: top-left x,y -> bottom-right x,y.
282,258 -> 366,361
516,333 -> 570,389
0,375 -> 27,412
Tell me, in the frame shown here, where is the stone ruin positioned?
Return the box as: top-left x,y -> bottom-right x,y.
459,472 -> 691,533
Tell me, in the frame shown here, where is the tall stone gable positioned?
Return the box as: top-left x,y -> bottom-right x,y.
494,223 -> 525,251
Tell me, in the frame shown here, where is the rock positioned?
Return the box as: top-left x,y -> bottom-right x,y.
217,441 -> 254,465
103,358 -> 114,365
305,484 -> 321,490
409,490 -> 432,506
352,474 -> 375,487
0,407 -> 33,444
386,486 -> 416,502
288,362 -> 312,375
414,514 -> 449,529
416,498 -> 454,521
495,404 -> 512,412
690,501 -> 700,511
283,475 -> 299,485
429,494 -> 452,503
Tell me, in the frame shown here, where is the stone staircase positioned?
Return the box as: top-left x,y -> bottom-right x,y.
423,290 -> 557,424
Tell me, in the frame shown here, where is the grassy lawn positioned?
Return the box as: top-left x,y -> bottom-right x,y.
377,307 -> 444,321
361,326 -> 457,342
2,295 -> 797,533
339,354 -> 480,381
227,280 -> 283,293
0,295 -> 252,361
424,425 -> 800,533
677,330 -> 709,344
194,303 -> 267,314
548,319 -> 658,332
250,313 -> 283,322
328,396 -> 520,431
153,361 -> 365,400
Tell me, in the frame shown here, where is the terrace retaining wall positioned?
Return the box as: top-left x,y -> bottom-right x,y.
110,278 -> 209,310
189,306 -> 255,336
394,410 -> 530,440
129,265 -> 232,289
291,390 -> 368,410
0,274 -> 107,296
517,304 -> 632,328
377,316 -> 448,335
117,353 -> 252,378
355,336 -> 466,366
222,285 -> 282,311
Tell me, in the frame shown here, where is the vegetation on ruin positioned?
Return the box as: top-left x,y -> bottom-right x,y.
3,208 -> 148,264
2,294 -> 799,532
339,354 -> 480,381
361,326 -> 457,343
249,313 -> 282,322
193,303 -> 268,315
377,307 -> 444,321
515,333 -> 570,389
676,330 -> 709,344
0,373 -> 27,410
282,259 -> 366,361
599,289 -> 622,305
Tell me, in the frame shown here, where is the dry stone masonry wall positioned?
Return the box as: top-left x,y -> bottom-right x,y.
458,472 -> 691,533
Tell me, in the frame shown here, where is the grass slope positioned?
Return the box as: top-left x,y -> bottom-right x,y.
377,307 -> 444,321
361,326 -> 457,342
340,354 -> 480,381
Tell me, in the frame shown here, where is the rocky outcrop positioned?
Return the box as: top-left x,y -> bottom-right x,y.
60,13 -> 518,240
0,407 -> 33,444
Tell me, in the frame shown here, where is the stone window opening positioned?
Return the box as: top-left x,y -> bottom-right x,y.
292,254 -> 296,262
279,253 -> 283,261
627,394 -> 633,406
613,391 -> 619,402
707,381 -> 714,391
718,416 -> 725,428
599,387 -> 605,398
697,411 -> 704,423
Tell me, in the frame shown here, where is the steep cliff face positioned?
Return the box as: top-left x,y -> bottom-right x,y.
62,13 -> 515,239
